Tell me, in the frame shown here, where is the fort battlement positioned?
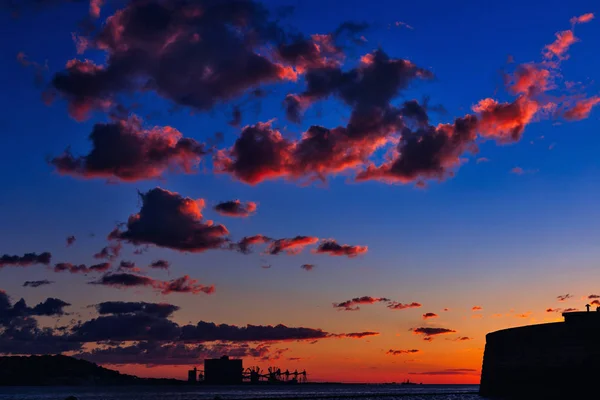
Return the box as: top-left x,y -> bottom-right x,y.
480,306 -> 600,398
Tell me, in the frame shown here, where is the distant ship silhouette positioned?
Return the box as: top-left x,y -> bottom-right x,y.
400,378 -> 420,385
480,305 -> 600,398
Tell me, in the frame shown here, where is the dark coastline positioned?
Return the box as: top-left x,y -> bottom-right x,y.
0,355 -> 182,386
0,355 -> 480,400
0,355 -> 479,388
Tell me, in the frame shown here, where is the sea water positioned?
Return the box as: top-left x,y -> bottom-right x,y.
0,384 -> 481,400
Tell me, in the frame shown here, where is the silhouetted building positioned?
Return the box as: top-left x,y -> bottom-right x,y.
187,367 -> 197,383
204,356 -> 243,385
480,307 -> 600,398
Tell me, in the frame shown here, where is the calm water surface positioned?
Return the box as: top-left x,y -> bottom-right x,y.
0,384 -> 481,400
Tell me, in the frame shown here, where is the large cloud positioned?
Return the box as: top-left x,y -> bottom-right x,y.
216,49 -> 432,185
109,187 -> 229,252
76,341 -> 277,366
50,117 -> 207,181
49,0 -> 299,120
71,311 -> 181,342
218,18 -> 598,187
70,303 -> 334,343
220,100 -> 470,189
180,321 -> 330,342
0,292 -> 369,360
355,19 -> 599,185
72,315 -> 335,343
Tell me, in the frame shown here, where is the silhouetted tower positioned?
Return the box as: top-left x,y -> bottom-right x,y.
188,367 -> 197,383
204,356 -> 243,384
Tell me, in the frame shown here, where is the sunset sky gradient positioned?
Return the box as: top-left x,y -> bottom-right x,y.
1,0 -> 600,384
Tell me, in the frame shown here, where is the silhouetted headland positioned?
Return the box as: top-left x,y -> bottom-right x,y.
0,354 -> 314,387
480,306 -> 600,398
0,355 -> 182,386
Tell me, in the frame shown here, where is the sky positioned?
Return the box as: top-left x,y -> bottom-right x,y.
1,0 -> 600,385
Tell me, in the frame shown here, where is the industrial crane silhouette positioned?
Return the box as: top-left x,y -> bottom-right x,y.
298,369 -> 307,383
242,365 -> 307,384
243,366 -> 262,384
288,369 -> 308,383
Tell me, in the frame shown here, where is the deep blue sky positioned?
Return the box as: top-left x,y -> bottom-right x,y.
1,0 -> 599,382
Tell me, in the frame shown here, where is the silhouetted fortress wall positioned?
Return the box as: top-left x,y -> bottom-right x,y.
480,311 -> 600,398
